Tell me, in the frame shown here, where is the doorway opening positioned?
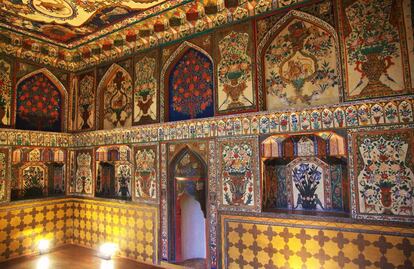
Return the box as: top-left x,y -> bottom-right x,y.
169,147 -> 207,266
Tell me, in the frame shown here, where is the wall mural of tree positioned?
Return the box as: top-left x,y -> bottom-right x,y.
168,48 -> 214,121
16,72 -> 63,132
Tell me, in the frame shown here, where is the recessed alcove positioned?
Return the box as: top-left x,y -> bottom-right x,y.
261,131 -> 350,217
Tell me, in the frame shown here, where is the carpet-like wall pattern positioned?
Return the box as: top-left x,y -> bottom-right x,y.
0,198 -> 71,261
0,198 -> 158,264
71,199 -> 158,264
221,214 -> 414,269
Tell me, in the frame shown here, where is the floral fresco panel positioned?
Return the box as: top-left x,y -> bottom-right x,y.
262,11 -> 340,110
287,157 -> 331,210
353,129 -> 414,219
339,0 -> 413,100
134,144 -> 158,202
0,58 -> 12,127
75,151 -> 93,194
168,48 -> 214,121
76,72 -> 95,131
134,56 -> 158,125
216,27 -> 256,114
16,72 -> 63,132
98,64 -> 133,130
218,137 -> 259,211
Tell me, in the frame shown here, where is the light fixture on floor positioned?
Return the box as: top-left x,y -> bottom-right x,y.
98,243 -> 118,260
37,239 -> 51,254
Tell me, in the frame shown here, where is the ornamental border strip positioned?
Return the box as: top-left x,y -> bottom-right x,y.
0,95 -> 412,147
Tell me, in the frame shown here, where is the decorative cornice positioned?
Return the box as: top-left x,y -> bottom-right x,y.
0,95 -> 412,148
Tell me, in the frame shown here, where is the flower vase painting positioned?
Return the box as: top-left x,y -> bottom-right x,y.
77,74 -> 95,130
135,147 -> 157,200
263,13 -> 340,110
341,0 -> 412,100
217,31 -> 255,114
356,131 -> 414,217
222,143 -> 255,207
75,152 -> 93,194
287,157 -> 331,211
134,57 -> 158,125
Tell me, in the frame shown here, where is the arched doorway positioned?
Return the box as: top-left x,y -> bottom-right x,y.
169,146 -> 207,265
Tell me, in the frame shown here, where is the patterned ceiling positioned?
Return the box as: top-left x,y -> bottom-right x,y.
0,0 -> 187,44
0,0 -> 306,71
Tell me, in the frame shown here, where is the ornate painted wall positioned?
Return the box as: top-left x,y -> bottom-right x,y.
215,23 -> 257,115
0,0 -> 412,268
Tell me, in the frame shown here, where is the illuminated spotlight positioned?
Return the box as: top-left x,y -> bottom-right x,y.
37,239 -> 51,255
36,256 -> 50,269
98,243 -> 118,260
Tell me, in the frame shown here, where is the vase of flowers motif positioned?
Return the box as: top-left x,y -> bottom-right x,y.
139,171 -> 152,198
137,90 -> 153,119
302,195 -> 317,209
224,71 -> 245,109
228,173 -> 245,205
379,181 -> 394,209
359,49 -> 393,97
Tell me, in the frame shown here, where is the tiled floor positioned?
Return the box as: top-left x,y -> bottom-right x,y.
0,245 -> 162,269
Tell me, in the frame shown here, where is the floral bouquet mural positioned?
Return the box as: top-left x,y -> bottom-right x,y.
264,17 -> 339,109
222,143 -> 254,206
358,135 -> 414,216
287,157 -> 331,211
134,57 -> 157,124
345,0 -> 402,98
292,163 -> 323,209
78,75 -> 94,130
218,31 -> 253,111
0,60 -> 11,127
135,149 -> 157,199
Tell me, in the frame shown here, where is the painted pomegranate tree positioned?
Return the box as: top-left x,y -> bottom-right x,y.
16,73 -> 62,132
169,48 -> 214,121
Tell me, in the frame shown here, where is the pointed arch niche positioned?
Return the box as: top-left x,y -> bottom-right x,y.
96,64 -> 133,130
15,68 -> 68,132
167,145 -> 208,264
161,42 -> 215,122
258,10 -> 342,111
